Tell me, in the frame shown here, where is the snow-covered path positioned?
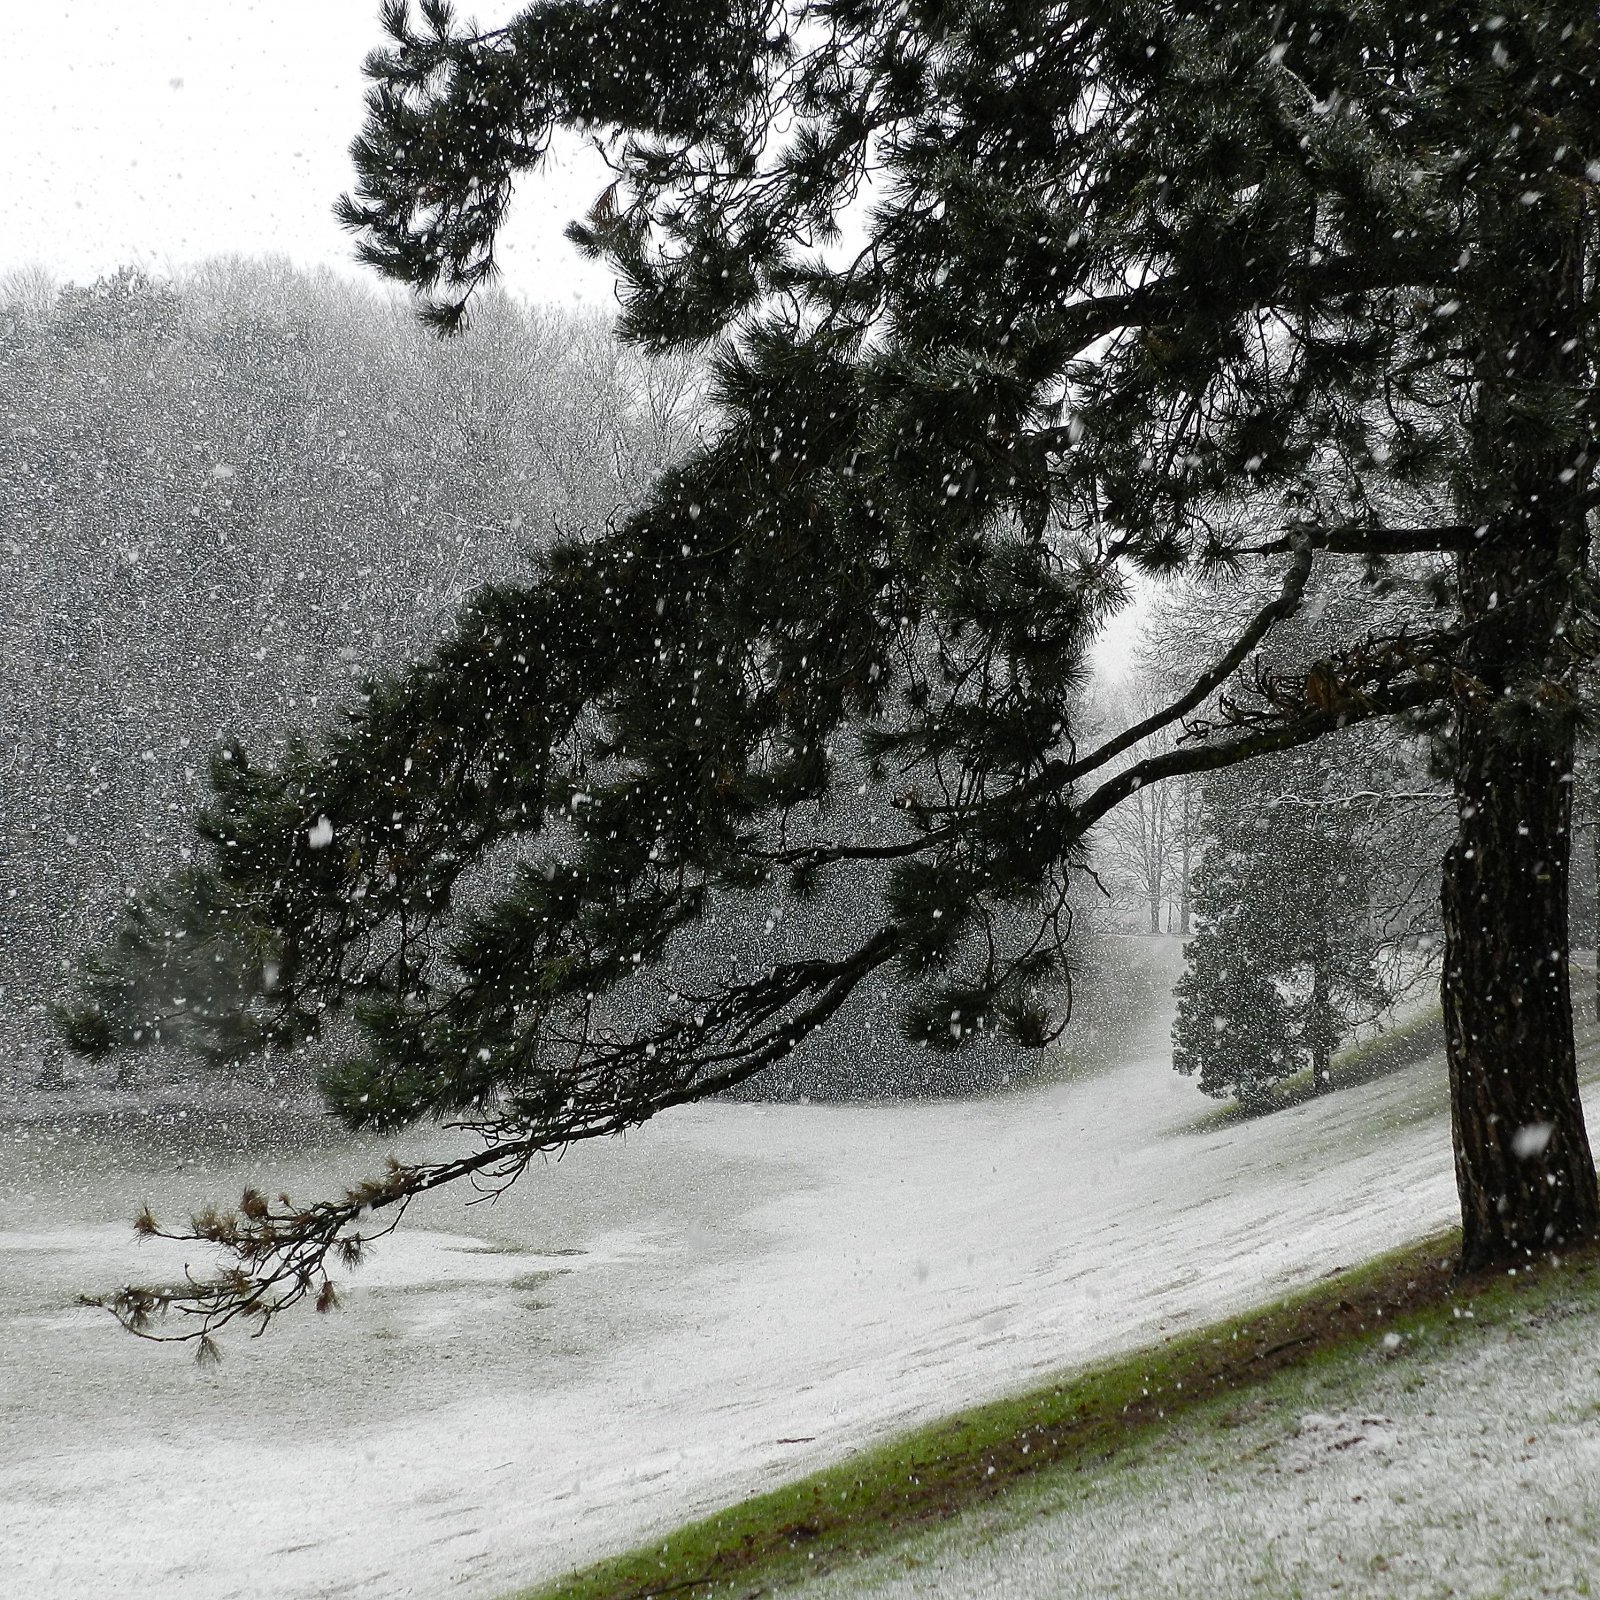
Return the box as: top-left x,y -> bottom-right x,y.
2,943 -> 1588,1600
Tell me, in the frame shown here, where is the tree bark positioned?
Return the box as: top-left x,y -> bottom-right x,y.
33,1040 -> 68,1092
1441,656 -> 1597,1267
1178,787 -> 1192,937
1308,964 -> 1333,1095
1441,190 -> 1599,1272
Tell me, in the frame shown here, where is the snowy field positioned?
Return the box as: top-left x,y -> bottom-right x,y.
3,938 -> 1597,1600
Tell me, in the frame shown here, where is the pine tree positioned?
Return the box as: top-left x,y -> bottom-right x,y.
1174,755 -> 1390,1105
61,0 -> 1600,1341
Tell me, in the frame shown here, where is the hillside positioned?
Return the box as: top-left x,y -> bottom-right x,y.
4,939 -> 1597,1598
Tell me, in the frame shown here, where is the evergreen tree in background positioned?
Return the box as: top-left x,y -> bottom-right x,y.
1174,756 -> 1390,1105
61,0 -> 1600,1341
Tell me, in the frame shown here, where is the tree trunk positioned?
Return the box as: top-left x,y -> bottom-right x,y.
1308,965 -> 1333,1095
33,1041 -> 68,1092
1178,824 -> 1192,936
1310,1050 -> 1331,1095
1441,671 -> 1597,1268
1442,388 -> 1598,1267
1178,775 -> 1195,937
1441,192 -> 1600,1272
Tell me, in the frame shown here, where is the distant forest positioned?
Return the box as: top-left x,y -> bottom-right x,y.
0,258 -> 699,1079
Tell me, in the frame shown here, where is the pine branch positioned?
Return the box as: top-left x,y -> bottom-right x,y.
1069,676 -> 1453,840
1240,525 -> 1475,556
94,928 -> 904,1347
760,539 -> 1317,868
1068,540 -> 1316,778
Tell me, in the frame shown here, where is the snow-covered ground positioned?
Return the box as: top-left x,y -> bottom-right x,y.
2,938 -> 1596,1600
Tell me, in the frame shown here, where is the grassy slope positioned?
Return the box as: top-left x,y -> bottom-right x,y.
1185,984 -> 1600,1135
511,1232 -> 1600,1600
1180,1003 -> 1448,1133
797,1237 -> 1600,1600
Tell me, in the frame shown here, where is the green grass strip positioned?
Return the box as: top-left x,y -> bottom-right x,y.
509,1233 -> 1600,1600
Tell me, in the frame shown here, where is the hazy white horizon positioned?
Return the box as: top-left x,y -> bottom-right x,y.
0,1 -> 613,306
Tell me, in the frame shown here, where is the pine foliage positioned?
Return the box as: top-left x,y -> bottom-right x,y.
1173,756 -> 1391,1105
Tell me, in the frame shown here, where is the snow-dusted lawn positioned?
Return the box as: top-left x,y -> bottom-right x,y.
2,939 -> 1597,1600
789,1269 -> 1600,1600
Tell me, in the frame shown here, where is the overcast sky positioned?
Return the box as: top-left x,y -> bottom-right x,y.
0,2 -> 1152,666
0,1 -> 614,305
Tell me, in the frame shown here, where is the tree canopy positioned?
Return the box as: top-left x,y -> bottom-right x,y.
64,0 -> 1600,1343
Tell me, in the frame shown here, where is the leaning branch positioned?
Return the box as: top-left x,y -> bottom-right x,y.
98,928 -> 904,1351
1069,676 -> 1451,838
1067,538 -> 1315,778
1240,524 -> 1472,557
755,539 -> 1316,869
